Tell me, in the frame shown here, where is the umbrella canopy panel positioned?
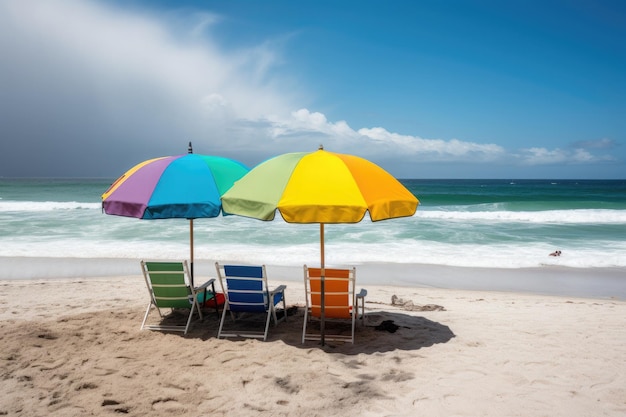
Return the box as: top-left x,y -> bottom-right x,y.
221,149 -> 419,223
102,154 -> 249,220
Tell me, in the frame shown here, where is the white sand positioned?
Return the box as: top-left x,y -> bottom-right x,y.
1,269 -> 625,416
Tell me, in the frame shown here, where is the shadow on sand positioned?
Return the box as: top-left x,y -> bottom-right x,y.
180,305 -> 456,355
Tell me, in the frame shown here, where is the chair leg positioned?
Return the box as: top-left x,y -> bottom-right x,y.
360,297 -> 364,324
356,295 -> 366,325
263,308 -> 272,342
211,282 -> 220,319
141,301 -> 153,330
301,308 -> 308,344
282,293 -> 287,322
351,314 -> 356,344
217,302 -> 229,339
184,299 -> 201,335
273,292 -> 287,325
195,298 -> 204,321
271,305 -> 278,326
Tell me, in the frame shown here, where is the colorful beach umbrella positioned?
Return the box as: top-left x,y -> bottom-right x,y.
102,145 -> 249,285
221,146 -> 419,344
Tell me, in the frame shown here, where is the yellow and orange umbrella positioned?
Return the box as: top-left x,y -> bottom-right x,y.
221,146 -> 419,343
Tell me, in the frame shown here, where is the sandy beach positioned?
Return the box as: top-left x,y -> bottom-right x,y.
1,265 -> 625,416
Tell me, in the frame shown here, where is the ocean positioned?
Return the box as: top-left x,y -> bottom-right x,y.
1,178 -> 625,280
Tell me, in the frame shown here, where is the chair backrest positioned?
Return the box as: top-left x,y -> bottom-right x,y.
219,264 -> 268,313
305,267 -> 355,319
142,261 -> 192,309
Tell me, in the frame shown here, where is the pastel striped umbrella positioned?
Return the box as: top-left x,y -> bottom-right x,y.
221,146 -> 419,343
102,145 -> 249,284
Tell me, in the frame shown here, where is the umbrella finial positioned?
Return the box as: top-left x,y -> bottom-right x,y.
318,144 -> 324,150
188,142 -> 193,154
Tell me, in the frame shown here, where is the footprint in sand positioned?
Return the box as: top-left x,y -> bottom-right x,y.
160,383 -> 187,397
75,382 -> 98,390
101,399 -> 130,414
152,397 -> 184,411
380,369 -> 414,382
275,376 -> 300,394
91,366 -> 119,376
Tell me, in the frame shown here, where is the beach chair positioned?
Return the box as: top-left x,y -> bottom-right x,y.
302,265 -> 367,344
215,263 -> 287,341
140,260 -> 217,335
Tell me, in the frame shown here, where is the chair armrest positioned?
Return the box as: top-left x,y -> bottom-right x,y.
269,284 -> 287,296
356,289 -> 367,299
194,278 -> 216,292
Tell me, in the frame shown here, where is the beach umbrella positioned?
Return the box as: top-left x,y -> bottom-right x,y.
101,143 -> 249,286
221,145 -> 419,344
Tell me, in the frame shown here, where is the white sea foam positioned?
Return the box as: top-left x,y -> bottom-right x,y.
0,201 -> 101,212
3,233 -> 626,275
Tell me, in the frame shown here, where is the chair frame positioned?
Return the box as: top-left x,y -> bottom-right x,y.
215,262 -> 287,341
303,265 -> 367,344
140,260 -> 216,335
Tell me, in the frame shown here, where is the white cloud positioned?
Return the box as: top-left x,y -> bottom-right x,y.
519,147 -> 614,165
358,127 -> 506,159
266,109 -> 506,161
273,109 -> 358,138
571,137 -> 617,150
519,147 -> 567,165
571,148 -> 595,162
189,12 -> 221,38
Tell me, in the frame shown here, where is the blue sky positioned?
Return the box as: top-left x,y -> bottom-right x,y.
1,0 -> 624,178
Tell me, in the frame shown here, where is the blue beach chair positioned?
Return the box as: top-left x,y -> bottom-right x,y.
215,263 -> 287,341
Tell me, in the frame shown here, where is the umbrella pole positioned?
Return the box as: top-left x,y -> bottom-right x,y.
320,223 -> 325,346
189,219 -> 194,287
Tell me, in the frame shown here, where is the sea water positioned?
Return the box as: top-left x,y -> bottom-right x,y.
1,178 -> 625,280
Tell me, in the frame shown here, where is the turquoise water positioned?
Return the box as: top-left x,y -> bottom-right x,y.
404,179 -> 626,211
1,178 -> 625,279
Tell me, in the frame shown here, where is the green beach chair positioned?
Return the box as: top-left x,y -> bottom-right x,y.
140,260 -> 217,335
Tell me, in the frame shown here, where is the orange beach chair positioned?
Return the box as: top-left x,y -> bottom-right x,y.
303,265 -> 367,344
